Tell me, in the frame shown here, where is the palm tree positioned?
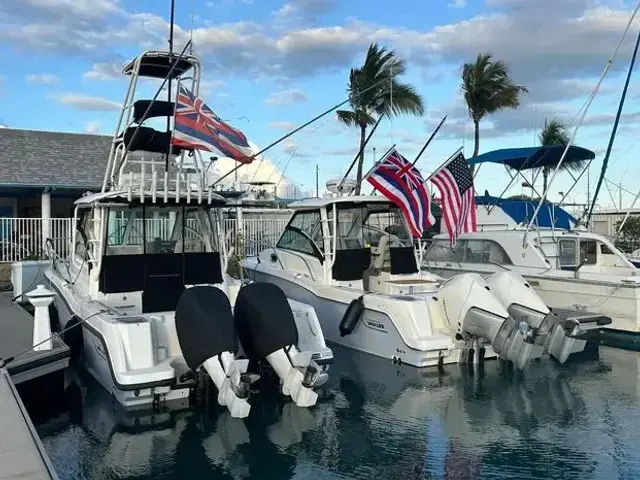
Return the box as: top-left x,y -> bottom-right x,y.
461,53 -> 528,172
337,42 -> 424,194
537,118 -> 584,193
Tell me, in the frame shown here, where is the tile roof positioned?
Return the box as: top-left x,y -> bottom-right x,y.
0,127 -> 112,189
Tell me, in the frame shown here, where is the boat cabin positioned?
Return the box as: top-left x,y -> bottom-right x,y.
426,228 -> 637,278
270,196 -> 435,294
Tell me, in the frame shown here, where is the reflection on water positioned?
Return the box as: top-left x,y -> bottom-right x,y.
38,346 -> 640,479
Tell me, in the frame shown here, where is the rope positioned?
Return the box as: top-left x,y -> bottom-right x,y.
0,309 -> 106,368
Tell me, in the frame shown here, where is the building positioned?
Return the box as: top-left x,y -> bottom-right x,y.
589,208 -> 640,244
0,127 -> 111,219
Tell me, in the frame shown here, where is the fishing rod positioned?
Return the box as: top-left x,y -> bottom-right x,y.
412,115 -> 447,167
165,0 -> 176,172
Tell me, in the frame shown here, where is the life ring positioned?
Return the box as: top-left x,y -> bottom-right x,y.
339,296 -> 365,337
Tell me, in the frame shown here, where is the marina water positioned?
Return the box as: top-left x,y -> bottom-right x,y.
36,344 -> 640,479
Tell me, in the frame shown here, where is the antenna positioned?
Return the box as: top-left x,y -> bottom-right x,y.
166,0 -> 176,173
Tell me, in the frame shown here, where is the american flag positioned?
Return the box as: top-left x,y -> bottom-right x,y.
366,148 -> 435,238
430,151 -> 477,245
171,85 -> 254,163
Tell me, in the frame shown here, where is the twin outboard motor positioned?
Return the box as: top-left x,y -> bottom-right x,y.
175,286 -> 257,418
175,283 -> 327,418
438,273 -> 545,370
485,271 -> 599,363
234,282 -> 326,408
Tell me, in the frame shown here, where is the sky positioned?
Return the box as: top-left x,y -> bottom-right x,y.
2,0 -> 640,209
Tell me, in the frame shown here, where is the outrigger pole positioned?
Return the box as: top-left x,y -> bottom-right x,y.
411,115 -> 447,167
211,76 -> 397,188
586,24 -> 640,227
336,116 -> 383,193
165,0 -> 176,172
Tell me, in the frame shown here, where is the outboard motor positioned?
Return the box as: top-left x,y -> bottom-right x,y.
438,273 -> 545,369
175,286 -> 258,418
234,282 -> 324,408
484,271 -> 598,363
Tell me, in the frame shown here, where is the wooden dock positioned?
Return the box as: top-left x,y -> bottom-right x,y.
0,368 -> 57,479
0,292 -> 69,385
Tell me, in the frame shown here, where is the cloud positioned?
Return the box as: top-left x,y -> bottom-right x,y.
448,0 -> 467,7
26,73 -> 60,85
84,120 -> 101,134
268,121 -> 297,130
200,79 -> 226,96
265,88 -> 307,105
274,0 -> 334,20
83,62 -> 123,80
53,93 -> 121,111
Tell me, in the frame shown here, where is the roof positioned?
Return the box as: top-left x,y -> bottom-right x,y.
287,195 -> 392,209
0,128 -> 111,189
75,190 -> 226,206
468,145 -> 595,170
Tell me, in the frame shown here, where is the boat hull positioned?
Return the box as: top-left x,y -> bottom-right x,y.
46,272 -> 190,409
244,266 -> 477,368
426,265 -> 640,334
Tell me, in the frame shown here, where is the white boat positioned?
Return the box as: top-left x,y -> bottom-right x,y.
43,49 -> 332,417
424,146 -> 637,334
240,182 -> 607,370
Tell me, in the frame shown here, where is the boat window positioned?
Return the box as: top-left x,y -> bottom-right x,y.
579,240 -> 597,265
600,243 -> 614,255
276,210 -> 324,257
455,239 -> 513,265
558,239 -> 577,268
363,209 -> 412,248
74,209 -> 91,261
424,239 -> 453,261
463,240 -> 485,263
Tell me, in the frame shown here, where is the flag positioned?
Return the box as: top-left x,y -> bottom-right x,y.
171,85 -> 254,163
430,151 -> 477,245
365,148 -> 435,238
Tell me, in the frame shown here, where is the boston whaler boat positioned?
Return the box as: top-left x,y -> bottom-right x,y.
241,179 -> 606,370
43,48 -> 332,417
424,146 -> 634,333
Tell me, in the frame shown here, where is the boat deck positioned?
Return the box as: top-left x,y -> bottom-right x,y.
0,368 -> 58,479
0,293 -> 69,385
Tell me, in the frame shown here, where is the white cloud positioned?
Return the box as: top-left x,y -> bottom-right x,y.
265,88 -> 307,105
83,62 -> 123,81
84,120 -> 101,134
27,73 -> 60,84
448,0 -> 467,7
274,0 -> 334,20
53,93 -> 121,111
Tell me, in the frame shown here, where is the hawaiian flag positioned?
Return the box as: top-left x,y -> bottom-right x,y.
366,148 -> 435,238
171,85 -> 254,163
430,151 -> 477,246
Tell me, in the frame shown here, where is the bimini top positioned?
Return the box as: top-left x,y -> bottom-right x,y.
476,194 -> 578,230
468,145 -> 595,170
122,50 -> 200,80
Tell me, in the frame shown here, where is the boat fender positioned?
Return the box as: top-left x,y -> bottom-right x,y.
339,296 -> 365,337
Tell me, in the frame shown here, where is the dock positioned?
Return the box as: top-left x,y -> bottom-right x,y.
0,368 -> 58,479
0,292 -> 69,385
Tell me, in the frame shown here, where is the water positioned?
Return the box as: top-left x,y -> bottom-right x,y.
36,345 -> 640,480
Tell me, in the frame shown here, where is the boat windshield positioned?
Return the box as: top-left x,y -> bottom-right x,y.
105,205 -> 220,255
330,203 -> 413,250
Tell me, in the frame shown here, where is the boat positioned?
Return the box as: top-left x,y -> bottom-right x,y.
240,180 -> 607,370
424,146 -> 635,334
42,48 -> 332,417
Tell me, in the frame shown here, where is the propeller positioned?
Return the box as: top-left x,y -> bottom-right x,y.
228,367 -> 260,400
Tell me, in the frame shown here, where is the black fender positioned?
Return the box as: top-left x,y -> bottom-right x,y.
339,296 -> 365,337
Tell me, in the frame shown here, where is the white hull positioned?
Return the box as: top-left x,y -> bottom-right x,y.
46,271 -> 191,409
244,263 -> 495,368
427,264 -> 640,333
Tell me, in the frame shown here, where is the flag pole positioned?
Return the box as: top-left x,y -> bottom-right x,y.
411,115 -> 447,167
165,0 -> 176,172
425,146 -> 464,183
337,116 -> 383,193
359,144 -> 396,195
210,76 -> 394,188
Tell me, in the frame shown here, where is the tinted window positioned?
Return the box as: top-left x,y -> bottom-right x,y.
559,240 -> 577,267
580,240 -> 597,265
425,240 -> 453,261
600,243 -> 614,255
276,210 -> 323,257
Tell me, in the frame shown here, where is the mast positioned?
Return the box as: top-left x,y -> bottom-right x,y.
586,25 -> 640,226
